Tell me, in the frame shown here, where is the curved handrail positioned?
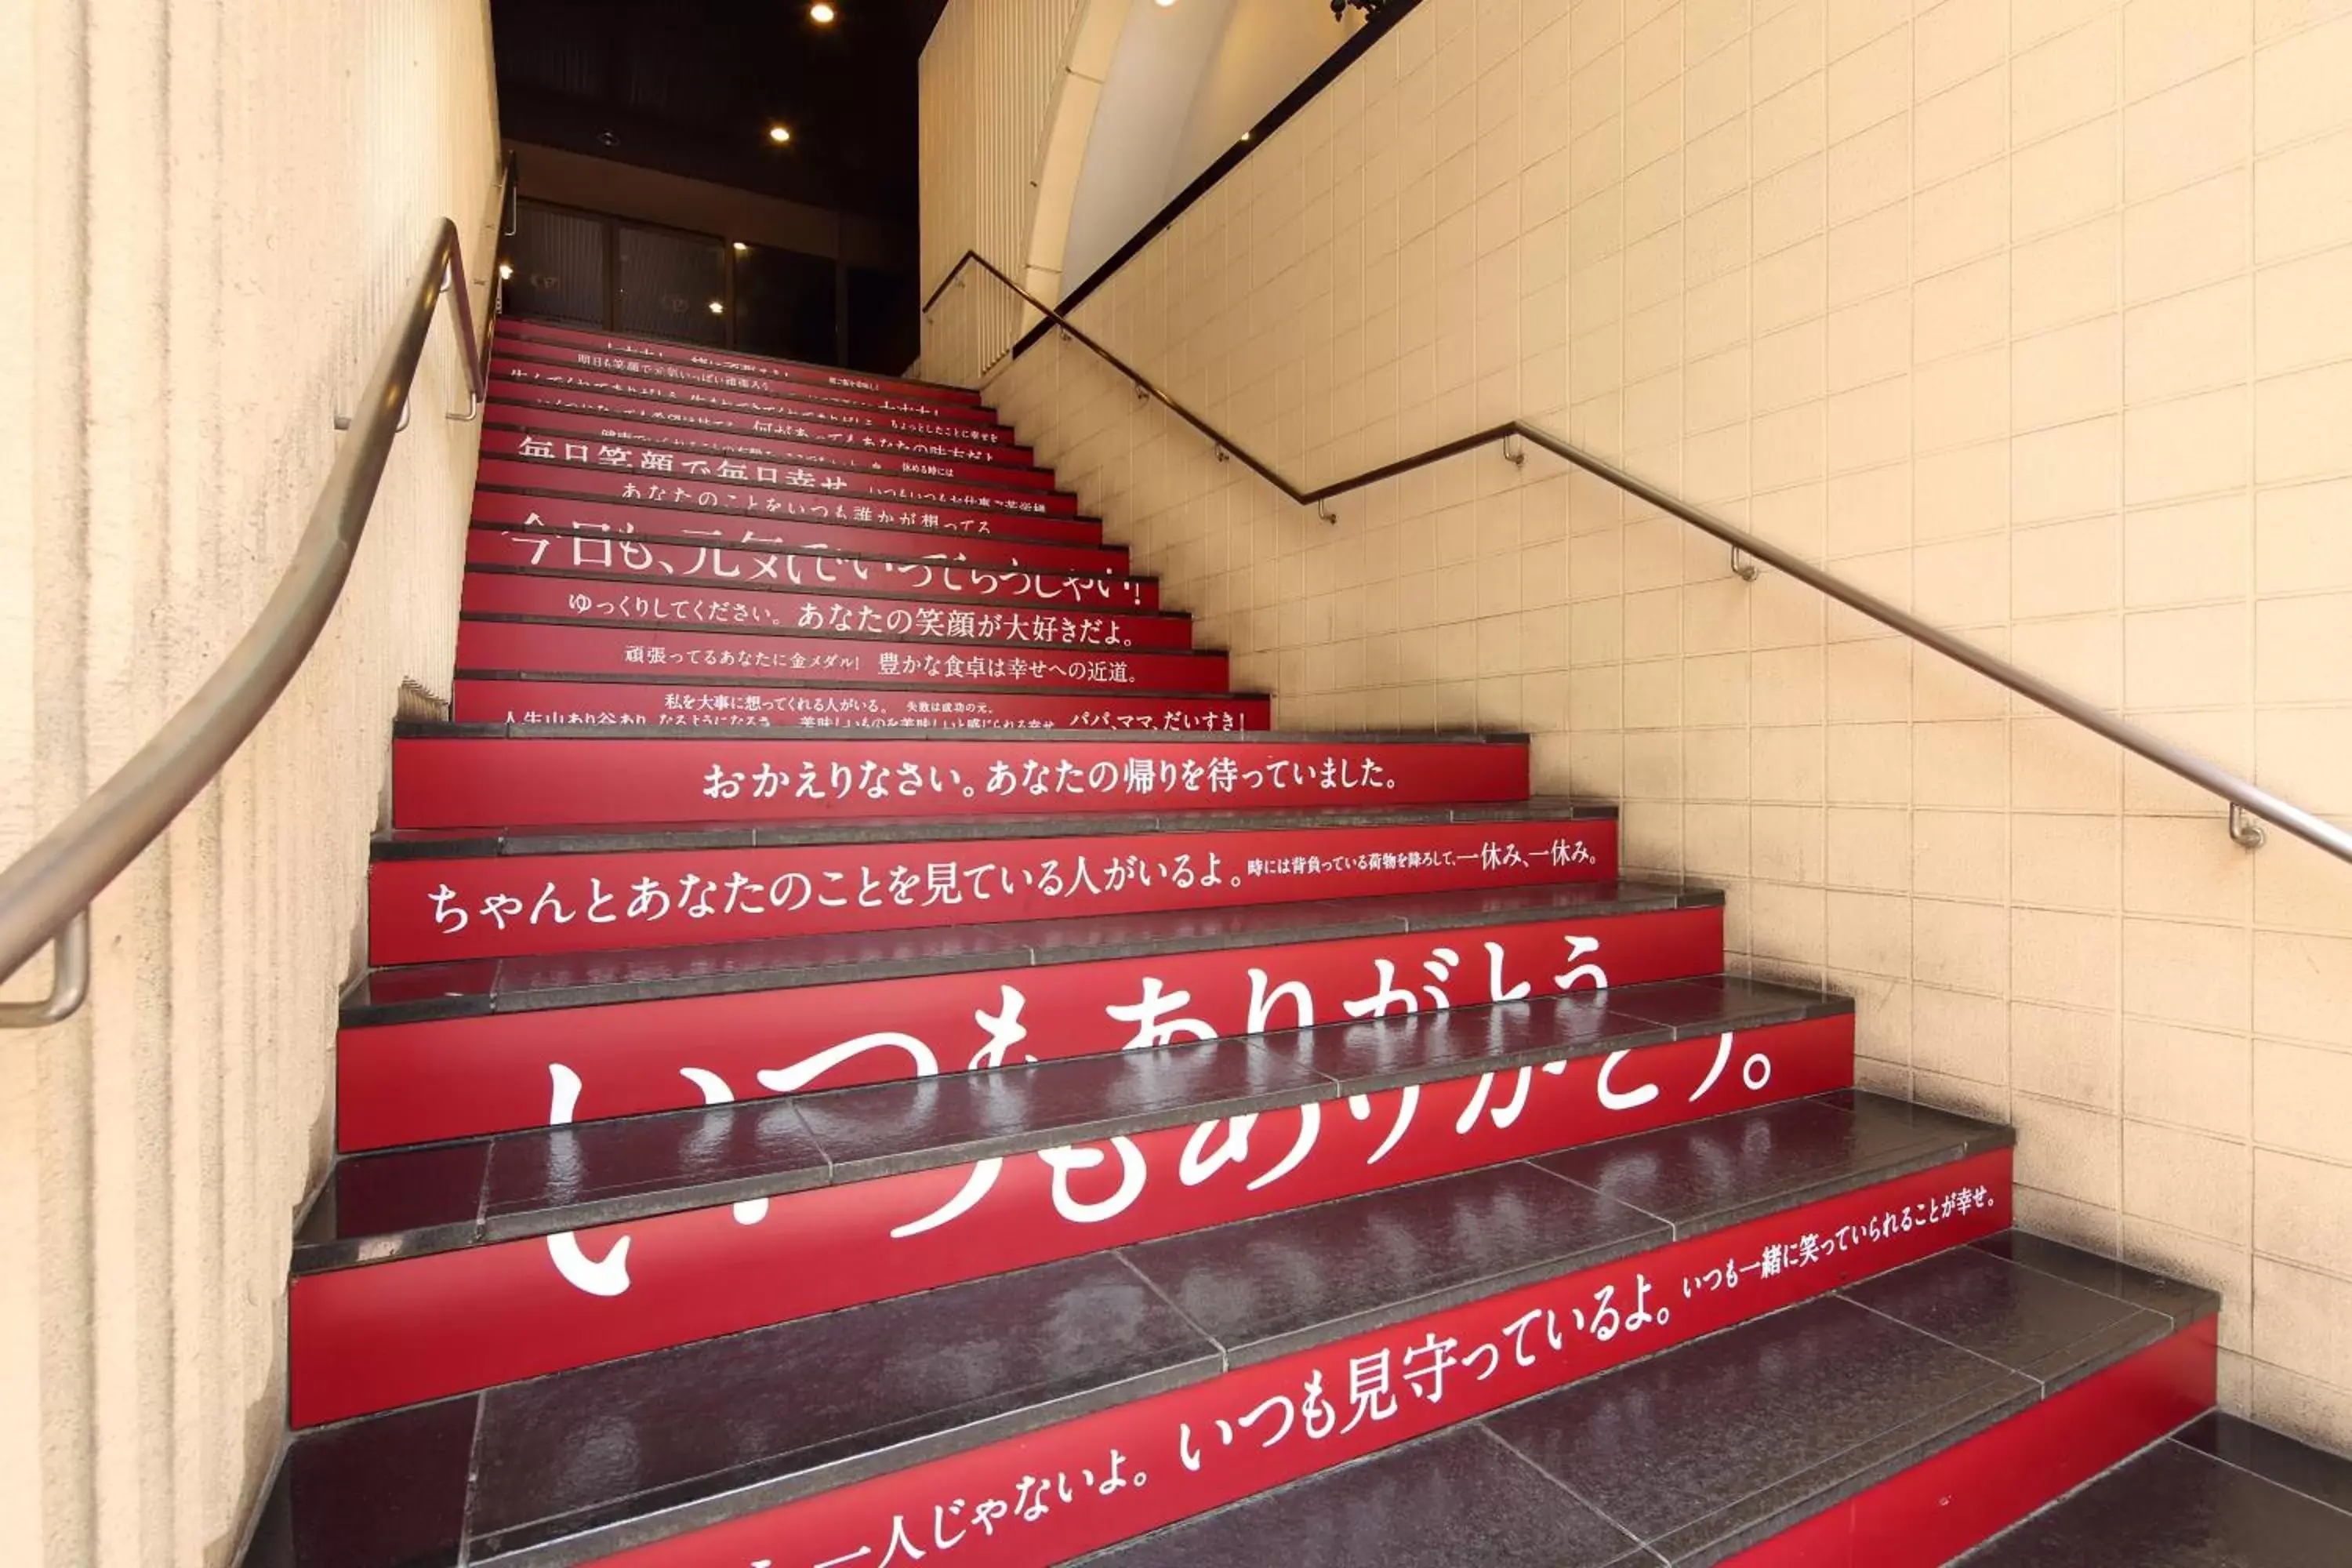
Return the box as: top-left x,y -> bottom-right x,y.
926,249 -> 2352,869
0,165 -> 511,1026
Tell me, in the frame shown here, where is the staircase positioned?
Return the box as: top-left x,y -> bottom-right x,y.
241,317 -> 2345,1568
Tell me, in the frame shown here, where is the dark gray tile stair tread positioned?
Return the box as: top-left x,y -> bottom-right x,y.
1484,1233 -> 2213,1563
2172,1410 -> 2352,1519
1075,1233 -> 2215,1568
395,720 -> 1534,743
1957,1434 -> 2352,1566
469,1254 -> 1217,1559
270,1097 -> 2003,1564
299,978 -> 1850,1268
241,1397 -> 477,1568
369,797 -> 1617,858
1081,1426 -> 1658,1568
1123,1162 -> 1668,1365
342,879 -> 1711,1022
1532,1090 -> 2009,1236
1964,1226 -> 2221,1327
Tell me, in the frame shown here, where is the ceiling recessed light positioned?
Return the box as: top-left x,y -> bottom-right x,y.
709,299 -> 726,314
810,2 -> 837,20
1154,0 -> 1177,7
768,124 -> 793,144
731,241 -> 750,253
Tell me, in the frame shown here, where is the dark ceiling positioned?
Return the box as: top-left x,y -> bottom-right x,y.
492,0 -> 952,226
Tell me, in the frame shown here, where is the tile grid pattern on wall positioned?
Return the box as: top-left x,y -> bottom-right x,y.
981,0 -> 2352,1453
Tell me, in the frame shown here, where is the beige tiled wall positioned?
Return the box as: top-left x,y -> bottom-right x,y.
972,0 -> 2352,1450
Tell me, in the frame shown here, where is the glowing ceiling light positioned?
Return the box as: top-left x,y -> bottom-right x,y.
709,299 -> 726,314
768,124 -> 793,144
731,241 -> 750,253
810,2 -> 837,20
1154,0 -> 1177,7
496,261 -> 514,280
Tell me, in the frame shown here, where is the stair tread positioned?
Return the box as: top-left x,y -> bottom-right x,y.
1957,1412 -> 2352,1564
343,878 -> 1722,1023
253,1091 -> 2009,1568
452,671 -> 1261,699
297,975 -> 1852,1269
371,796 -> 1617,858
1085,1232 -> 2219,1568
498,318 -> 993,396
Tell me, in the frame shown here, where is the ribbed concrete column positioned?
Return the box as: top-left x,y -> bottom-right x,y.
0,2 -> 497,1563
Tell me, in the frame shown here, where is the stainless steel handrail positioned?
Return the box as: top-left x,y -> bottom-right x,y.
0,164 -> 511,1028
927,249 -> 2352,869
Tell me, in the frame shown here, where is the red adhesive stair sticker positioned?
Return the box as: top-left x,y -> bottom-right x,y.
581,1152 -> 2013,1566
459,572 -> 1191,652
368,820 -> 1614,964
488,379 -> 1031,466
492,358 -> 1018,443
1723,1320 -> 2216,1568
289,1016 -> 1860,1425
467,528 -> 1156,610
450,621 -> 1222,704
491,345 -> 1005,426
497,319 -> 988,404
390,735 -> 1523,829
491,405 -> 1057,489
478,429 -> 1080,518
448,679 -> 1270,733
471,492 -> 1130,575
474,458 -> 1100,546
339,907 -> 1720,1149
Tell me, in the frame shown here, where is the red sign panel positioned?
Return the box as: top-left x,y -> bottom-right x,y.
390,735 -> 1525,828
291,1016 -> 1863,1425
459,572 -> 1191,651
339,906 -> 1720,1149
479,428 -> 1080,519
488,378 -> 1030,466
492,405 -> 1055,489
448,679 -> 1268,734
368,819 -> 1613,964
475,456 -> 1098,544
470,491 -> 1130,575
497,319 -> 988,405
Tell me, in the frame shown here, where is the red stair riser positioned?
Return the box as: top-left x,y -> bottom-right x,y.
471,492 -> 1130,575
476,458 -> 1098,546
490,404 -> 1055,488
492,360 -> 1018,445
391,735 -> 1521,829
467,528 -> 1156,610
492,344 -> 1003,426
448,680 -> 1270,733
289,1016 -> 1862,1426
586,1152 -> 2013,1566
449,622 -> 1222,708
479,429 -> 1081,518
1724,1321 -> 2216,1567
495,320 -> 986,405
459,572 -> 1191,652
488,378 -> 1032,466
367,820 -> 1616,964
340,906 -> 1720,1149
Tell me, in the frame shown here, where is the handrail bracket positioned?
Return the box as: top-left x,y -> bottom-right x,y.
0,911 -> 90,1030
2230,804 -> 2268,851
